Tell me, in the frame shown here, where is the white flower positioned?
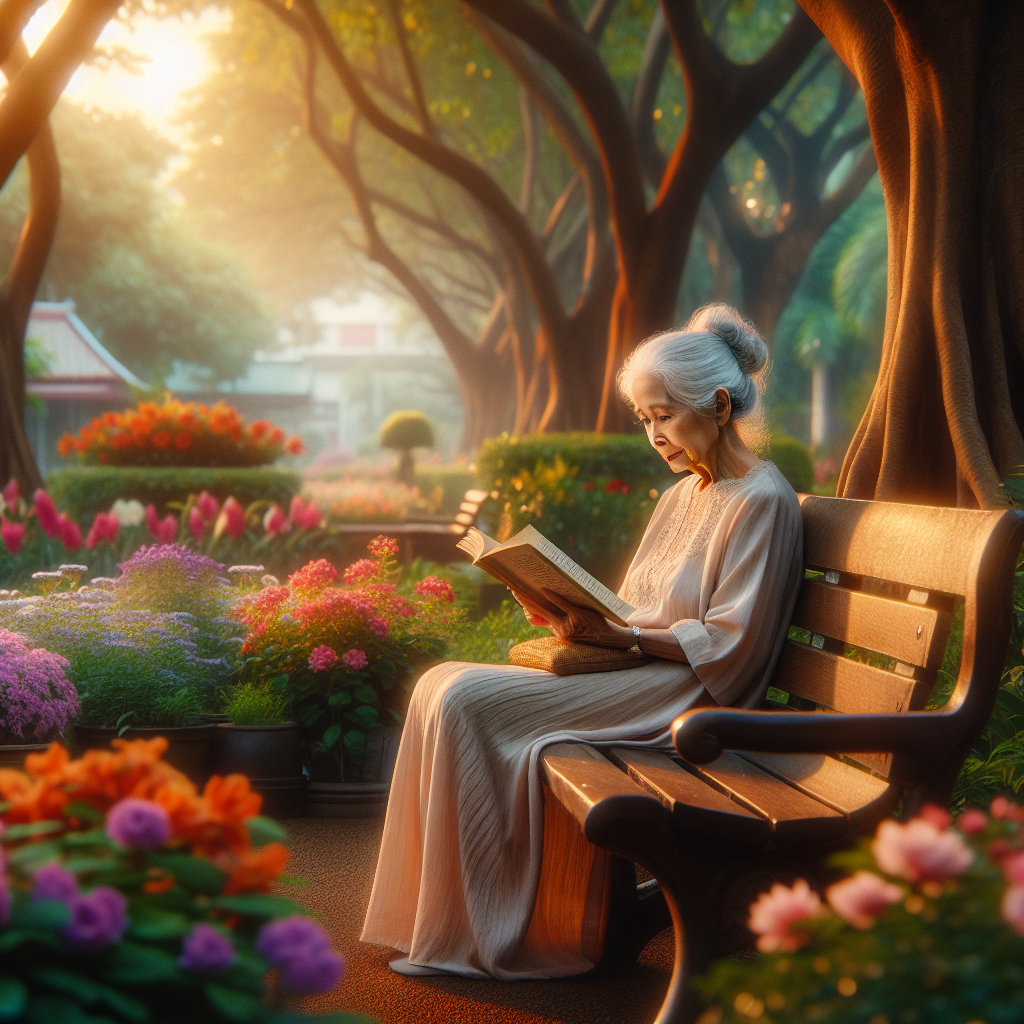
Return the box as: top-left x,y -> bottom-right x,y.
110,499 -> 145,527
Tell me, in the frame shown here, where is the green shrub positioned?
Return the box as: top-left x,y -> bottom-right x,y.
46,466 -> 301,519
475,433 -> 673,586
379,410 -> 435,451
446,599 -> 549,664
224,681 -> 290,726
765,435 -> 815,492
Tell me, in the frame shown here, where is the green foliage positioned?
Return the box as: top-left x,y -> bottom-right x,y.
46,467 -> 301,520
764,436 -> 814,493
446,600 -> 548,665
378,411 -> 435,452
694,811 -> 1024,1024
223,682 -> 289,727
0,102 -> 274,382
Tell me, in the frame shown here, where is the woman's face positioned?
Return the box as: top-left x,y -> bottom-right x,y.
631,373 -> 723,475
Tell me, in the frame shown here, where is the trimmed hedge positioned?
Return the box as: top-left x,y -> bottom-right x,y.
46,466 -> 302,519
764,436 -> 815,493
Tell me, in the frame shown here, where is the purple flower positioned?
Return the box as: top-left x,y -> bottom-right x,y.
106,798 -> 171,850
0,629 -> 78,740
178,923 -> 236,973
64,886 -> 128,948
32,863 -> 78,903
256,916 -> 343,994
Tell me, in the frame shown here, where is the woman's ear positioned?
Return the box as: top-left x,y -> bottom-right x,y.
715,388 -> 732,426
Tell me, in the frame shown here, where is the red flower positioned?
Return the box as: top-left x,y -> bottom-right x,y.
289,559 -> 338,591
196,490 -> 220,523
1,515 -> 24,554
263,504 -> 288,536
152,431 -> 173,450
175,431 -> 193,450
368,535 -> 399,558
285,436 -> 304,456
2,477 -> 18,507
604,478 -> 623,494
188,506 -> 206,541
57,513 -> 82,552
86,511 -> 119,549
218,497 -> 245,540
582,482 -> 595,491
33,490 -> 61,538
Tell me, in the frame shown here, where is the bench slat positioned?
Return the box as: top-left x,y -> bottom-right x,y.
774,641 -> 932,715
459,501 -> 482,515
608,747 -> 771,845
454,511 -> 476,526
736,752 -> 900,832
540,743 -> 663,836
463,489 -> 489,504
793,580 -> 951,669
686,751 -> 850,846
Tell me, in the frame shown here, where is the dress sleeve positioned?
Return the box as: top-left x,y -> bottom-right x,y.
668,479 -> 802,707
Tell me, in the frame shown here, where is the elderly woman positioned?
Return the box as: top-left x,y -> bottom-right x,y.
361,304 -> 803,980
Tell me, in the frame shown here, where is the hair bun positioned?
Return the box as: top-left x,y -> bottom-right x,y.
685,303 -> 769,378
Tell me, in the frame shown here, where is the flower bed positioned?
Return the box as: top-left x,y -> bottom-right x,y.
57,398 -> 303,468
0,738 -> 357,1022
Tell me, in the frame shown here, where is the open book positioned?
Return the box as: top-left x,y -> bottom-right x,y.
456,524 -> 636,627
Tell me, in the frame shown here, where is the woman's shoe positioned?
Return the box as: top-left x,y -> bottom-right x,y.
388,956 -> 455,978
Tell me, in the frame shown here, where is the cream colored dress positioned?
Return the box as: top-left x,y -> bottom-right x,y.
361,461 -> 803,979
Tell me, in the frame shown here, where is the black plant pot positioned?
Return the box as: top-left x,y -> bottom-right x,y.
0,742 -> 51,768
75,725 -> 218,788
301,725 -> 402,818
216,722 -> 306,819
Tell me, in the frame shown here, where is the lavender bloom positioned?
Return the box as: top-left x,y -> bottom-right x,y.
0,629 -> 78,740
256,916 -> 343,994
178,923 -> 236,973
64,887 -> 128,948
106,798 -> 171,850
114,544 -> 226,618
279,950 -> 344,994
32,863 -> 79,903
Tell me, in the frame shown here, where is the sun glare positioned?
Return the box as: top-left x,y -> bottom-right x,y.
22,1 -> 230,140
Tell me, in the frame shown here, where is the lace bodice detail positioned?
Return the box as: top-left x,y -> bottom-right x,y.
624,463 -> 770,612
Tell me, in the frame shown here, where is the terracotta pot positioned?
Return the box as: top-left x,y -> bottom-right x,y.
216,722 -> 306,819
0,742 -> 50,768
75,725 -> 218,788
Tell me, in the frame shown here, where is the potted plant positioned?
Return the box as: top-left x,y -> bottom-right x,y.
0,628 -> 79,766
0,549 -> 245,786
232,535 -> 464,816
378,411 -> 434,487
217,682 -> 305,819
0,737 -> 359,1023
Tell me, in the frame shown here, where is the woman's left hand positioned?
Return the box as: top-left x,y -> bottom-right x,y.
539,589 -> 633,648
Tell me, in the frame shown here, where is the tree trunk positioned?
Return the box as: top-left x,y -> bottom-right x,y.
799,0 -> 1024,508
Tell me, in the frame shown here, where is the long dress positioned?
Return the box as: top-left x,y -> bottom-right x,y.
360,460 -> 803,979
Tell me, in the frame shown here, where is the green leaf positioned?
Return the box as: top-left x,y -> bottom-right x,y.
342,729 -> 366,755
0,977 -> 27,1022
2,820 -> 63,841
327,691 -> 352,707
103,942 -> 181,985
7,840 -> 62,870
349,705 -> 381,729
146,854 -> 226,897
0,929 -> 60,954
321,723 -> 343,749
12,898 -> 71,930
63,804 -> 105,826
24,993 -> 102,1024
212,894 -> 309,919
60,858 -> 117,876
352,683 -> 377,704
126,904 -> 191,940
31,969 -> 149,1023
202,984 -> 264,1022
245,816 -> 289,848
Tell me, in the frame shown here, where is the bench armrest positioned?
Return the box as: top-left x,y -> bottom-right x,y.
672,707 -> 961,765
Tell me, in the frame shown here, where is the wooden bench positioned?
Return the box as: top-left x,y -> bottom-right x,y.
539,494 -> 1024,1024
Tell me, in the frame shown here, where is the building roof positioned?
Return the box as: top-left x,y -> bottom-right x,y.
27,301 -> 146,390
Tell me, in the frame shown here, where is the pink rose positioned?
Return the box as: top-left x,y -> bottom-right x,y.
308,646 -> 337,673
341,649 -> 368,672
747,879 -> 823,952
826,871 -> 904,929
872,817 -> 973,883
1002,886 -> 1024,936
0,516 -> 23,555
957,808 -> 988,835
33,489 -> 60,538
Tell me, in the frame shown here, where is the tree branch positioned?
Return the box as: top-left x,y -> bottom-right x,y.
631,6 -> 670,187
384,0 -> 434,137
518,85 -> 539,217
812,140 -> 876,231
822,118 -> 870,179
584,0 -> 619,41
0,0 -> 44,66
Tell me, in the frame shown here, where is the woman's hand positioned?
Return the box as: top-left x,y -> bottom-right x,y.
510,589 -> 553,628
512,588 -> 634,648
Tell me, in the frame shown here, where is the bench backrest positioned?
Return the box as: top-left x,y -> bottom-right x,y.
770,495 -> 1024,783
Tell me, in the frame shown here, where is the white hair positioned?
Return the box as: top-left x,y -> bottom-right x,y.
616,303 -> 771,453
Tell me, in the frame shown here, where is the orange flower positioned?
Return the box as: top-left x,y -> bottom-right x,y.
152,431 -> 173,449
220,842 -> 290,894
57,433 -> 74,457
285,436 -> 304,456
175,431 -> 193,450
143,874 -> 177,894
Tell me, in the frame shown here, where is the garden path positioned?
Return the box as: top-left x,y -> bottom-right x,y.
279,817 -> 675,1024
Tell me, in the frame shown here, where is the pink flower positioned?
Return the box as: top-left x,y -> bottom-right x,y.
1003,850 -> 1024,887
991,795 -> 1011,819
145,506 -> 177,545
826,871 -> 904,929
415,575 -> 456,603
263,504 -> 289,536
196,490 -> 220,524
0,516 -> 23,555
217,497 -> 245,540
341,649 -> 368,672
289,495 -> 322,532
343,559 -> 378,586
918,804 -> 952,830
958,808 -> 988,835
289,559 -> 338,591
57,514 -> 82,552
86,511 -> 119,550
368,615 -> 390,637
188,506 -> 206,541
33,489 -> 60,538
2,477 -> 18,507
747,879 -> 823,952
368,534 -> 399,559
872,817 -> 973,882
308,646 -> 337,672
1002,886 -> 1024,936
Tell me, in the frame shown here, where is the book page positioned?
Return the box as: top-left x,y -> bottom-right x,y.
455,526 -> 502,561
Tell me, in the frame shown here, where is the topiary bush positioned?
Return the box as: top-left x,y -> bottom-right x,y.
765,435 -> 815,493
379,411 -> 434,486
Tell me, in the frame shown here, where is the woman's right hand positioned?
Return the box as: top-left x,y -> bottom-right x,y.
510,589 -> 553,628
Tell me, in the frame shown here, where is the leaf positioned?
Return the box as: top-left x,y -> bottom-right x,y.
212,894 -> 309,919
7,840 -> 62,870
24,993 -> 102,1024
245,815 -> 289,848
298,706 -> 323,727
352,683 -> 377,704
2,820 -> 63,841
202,984 -> 265,1022
321,723 -> 343,749
63,803 -> 105,826
126,904 -> 191,940
31,969 -> 149,1023
12,898 -> 71,930
103,942 -> 181,984
0,976 -> 27,1021
349,705 -> 381,729
146,853 -> 226,897
327,691 -> 352,707
342,729 -> 366,755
